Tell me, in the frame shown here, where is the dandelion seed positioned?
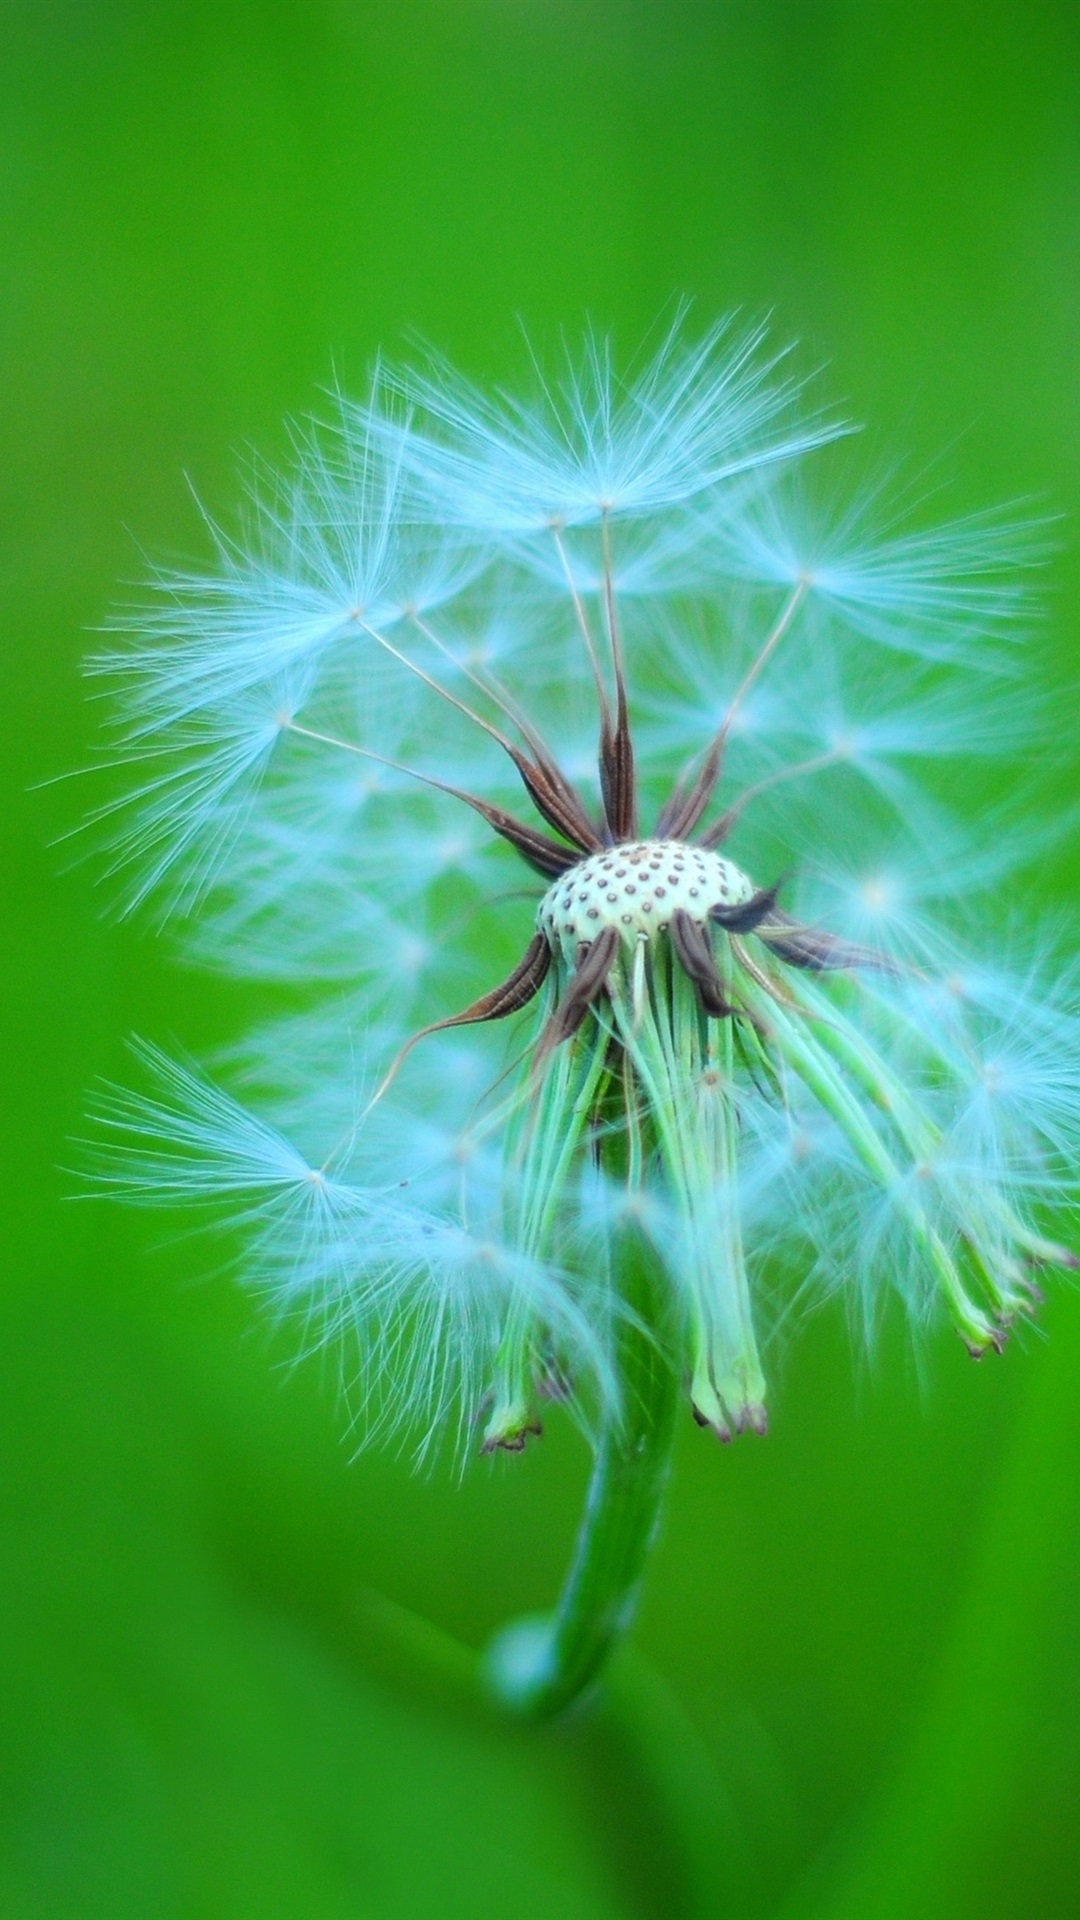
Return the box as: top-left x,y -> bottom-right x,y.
84,315 -> 1079,1717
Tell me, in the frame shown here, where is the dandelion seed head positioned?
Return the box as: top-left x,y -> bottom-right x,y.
83,313 -> 1080,1460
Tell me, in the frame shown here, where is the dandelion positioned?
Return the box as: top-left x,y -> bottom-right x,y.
85,317 -> 1079,1718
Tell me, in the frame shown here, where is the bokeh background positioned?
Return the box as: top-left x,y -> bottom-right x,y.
4,3 -> 1080,1915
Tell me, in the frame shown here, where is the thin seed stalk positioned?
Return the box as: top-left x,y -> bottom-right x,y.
483,1027 -> 680,1719
483,1210 -> 680,1718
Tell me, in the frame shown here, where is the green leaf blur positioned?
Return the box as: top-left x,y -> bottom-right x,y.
3,3 -> 1079,1915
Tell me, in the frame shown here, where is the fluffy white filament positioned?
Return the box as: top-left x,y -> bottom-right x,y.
84,316 -> 1079,1458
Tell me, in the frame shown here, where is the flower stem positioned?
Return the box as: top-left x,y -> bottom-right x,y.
483,1215 -> 680,1719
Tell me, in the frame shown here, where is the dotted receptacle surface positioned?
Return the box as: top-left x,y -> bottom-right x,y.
539,840 -> 754,953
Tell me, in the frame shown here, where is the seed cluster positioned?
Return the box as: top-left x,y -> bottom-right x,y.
539,839 -> 755,954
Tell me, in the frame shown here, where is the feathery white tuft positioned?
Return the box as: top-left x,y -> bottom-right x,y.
84,315 -> 1079,1456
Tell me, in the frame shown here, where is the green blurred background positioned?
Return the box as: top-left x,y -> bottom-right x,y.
4,3 -> 1080,1915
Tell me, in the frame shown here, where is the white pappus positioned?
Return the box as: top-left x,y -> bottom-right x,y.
85,315 -> 1080,1471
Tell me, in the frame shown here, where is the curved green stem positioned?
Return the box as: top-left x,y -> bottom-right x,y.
483,1217 -> 680,1719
